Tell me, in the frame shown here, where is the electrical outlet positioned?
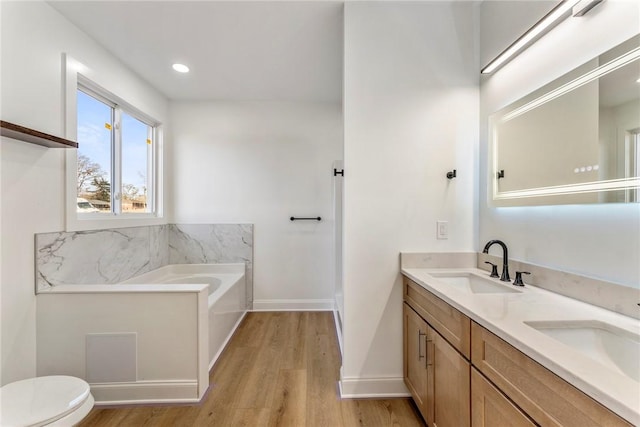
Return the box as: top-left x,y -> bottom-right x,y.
436,221 -> 448,240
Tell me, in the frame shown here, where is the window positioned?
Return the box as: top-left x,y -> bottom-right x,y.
76,85 -> 157,216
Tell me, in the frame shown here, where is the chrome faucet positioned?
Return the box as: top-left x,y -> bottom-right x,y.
482,240 -> 511,282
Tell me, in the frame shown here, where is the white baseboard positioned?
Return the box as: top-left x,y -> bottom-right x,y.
339,376 -> 410,398
91,380 -> 200,405
252,299 -> 334,311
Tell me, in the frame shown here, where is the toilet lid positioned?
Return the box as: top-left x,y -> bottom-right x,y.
0,376 -> 91,427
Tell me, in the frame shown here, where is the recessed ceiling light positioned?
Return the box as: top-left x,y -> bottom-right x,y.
172,63 -> 190,73
636,77 -> 640,83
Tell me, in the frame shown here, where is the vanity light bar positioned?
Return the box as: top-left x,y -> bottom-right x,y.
501,46 -> 640,122
572,0 -> 603,17
481,0 -> 583,74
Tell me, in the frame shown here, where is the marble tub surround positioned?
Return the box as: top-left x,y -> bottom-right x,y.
35,224 -> 253,306
478,253 -> 640,319
36,225 -> 169,292
169,224 -> 253,305
401,266 -> 640,424
150,224 -> 170,269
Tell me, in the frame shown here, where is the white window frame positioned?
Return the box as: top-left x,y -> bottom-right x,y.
64,54 -> 164,231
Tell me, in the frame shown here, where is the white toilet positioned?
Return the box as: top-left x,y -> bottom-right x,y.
0,376 -> 94,427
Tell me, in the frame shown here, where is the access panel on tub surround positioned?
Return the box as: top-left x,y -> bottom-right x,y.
35,224 -> 254,304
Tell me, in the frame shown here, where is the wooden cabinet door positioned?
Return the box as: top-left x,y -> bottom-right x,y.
403,303 -> 428,418
429,325 -> 470,427
471,368 -> 536,427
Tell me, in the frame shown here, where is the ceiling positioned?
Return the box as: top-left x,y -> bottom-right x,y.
49,1 -> 344,102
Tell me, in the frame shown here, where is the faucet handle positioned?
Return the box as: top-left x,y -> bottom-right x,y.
484,261 -> 499,278
514,271 -> 530,286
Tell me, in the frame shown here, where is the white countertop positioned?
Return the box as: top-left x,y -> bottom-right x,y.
401,267 -> 640,425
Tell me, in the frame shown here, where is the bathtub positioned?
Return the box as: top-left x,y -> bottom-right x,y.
121,263 -> 247,370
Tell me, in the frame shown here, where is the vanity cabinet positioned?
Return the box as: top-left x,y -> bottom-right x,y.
403,277 -> 471,427
471,322 -> 632,427
402,275 -> 633,427
404,277 -> 470,358
429,324 -> 470,427
471,367 -> 535,427
403,303 -> 428,414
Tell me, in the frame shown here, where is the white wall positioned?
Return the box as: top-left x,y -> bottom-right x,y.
0,1 -> 169,385
169,101 -> 342,309
480,0 -> 640,287
341,2 -> 478,394
333,159 -> 344,340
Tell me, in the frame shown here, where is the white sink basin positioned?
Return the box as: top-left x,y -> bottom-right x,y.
525,320 -> 640,382
429,272 -> 522,294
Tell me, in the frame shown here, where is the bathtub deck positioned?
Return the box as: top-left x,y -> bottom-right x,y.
78,311 -> 425,427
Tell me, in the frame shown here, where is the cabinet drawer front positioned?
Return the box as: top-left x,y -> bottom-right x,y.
471,322 -> 632,427
471,368 -> 535,427
404,276 -> 470,358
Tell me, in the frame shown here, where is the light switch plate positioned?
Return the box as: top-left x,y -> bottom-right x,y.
437,221 -> 448,240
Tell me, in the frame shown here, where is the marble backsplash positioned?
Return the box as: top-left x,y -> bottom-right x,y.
168,224 -> 254,305
35,224 -> 254,305
478,253 -> 640,319
399,252 -> 639,319
36,225 -> 168,290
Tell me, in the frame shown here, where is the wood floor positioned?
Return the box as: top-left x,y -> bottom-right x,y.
79,311 -> 425,427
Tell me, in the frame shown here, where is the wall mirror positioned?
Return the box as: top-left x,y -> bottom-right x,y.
490,35 -> 640,206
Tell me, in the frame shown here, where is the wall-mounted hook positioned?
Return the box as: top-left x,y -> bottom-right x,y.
496,170 -> 505,179
446,169 -> 456,179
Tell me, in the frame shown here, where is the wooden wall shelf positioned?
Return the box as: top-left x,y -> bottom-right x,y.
1,120 -> 78,148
